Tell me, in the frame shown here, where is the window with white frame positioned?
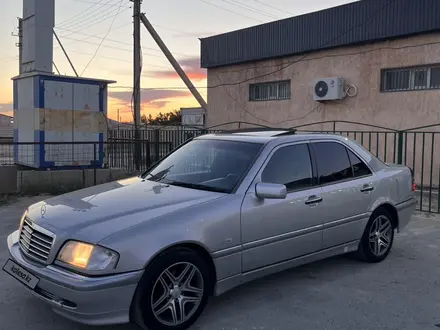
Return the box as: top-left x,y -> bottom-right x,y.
381,65 -> 440,92
249,80 -> 291,101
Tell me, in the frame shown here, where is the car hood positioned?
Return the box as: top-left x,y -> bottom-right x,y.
26,176 -> 225,243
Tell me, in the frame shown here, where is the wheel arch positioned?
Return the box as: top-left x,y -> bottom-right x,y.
129,241 -> 217,327
144,241 -> 217,294
374,203 -> 399,229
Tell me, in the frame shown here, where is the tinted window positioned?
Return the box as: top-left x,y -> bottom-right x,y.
348,149 -> 372,177
313,142 -> 352,184
261,144 -> 313,191
142,139 -> 263,193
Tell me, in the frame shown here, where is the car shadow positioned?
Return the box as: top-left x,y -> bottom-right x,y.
194,254 -> 375,329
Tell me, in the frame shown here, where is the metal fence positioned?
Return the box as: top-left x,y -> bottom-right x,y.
291,121 -> 440,214
2,120 -> 440,213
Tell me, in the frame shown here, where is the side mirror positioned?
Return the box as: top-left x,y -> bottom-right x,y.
255,182 -> 287,199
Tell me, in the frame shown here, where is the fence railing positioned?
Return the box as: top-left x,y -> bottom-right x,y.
2,120 -> 440,213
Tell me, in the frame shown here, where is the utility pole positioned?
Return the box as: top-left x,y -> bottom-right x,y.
132,0 -> 142,170
140,14 -> 208,112
17,18 -> 23,75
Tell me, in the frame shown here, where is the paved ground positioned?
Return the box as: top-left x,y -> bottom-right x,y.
1,197 -> 440,330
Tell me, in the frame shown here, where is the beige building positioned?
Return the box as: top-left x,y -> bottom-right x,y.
201,0 -> 440,132
206,32 -> 440,132
200,0 -> 440,196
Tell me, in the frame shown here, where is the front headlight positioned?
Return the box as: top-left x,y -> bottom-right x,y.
18,210 -> 28,230
57,241 -> 119,272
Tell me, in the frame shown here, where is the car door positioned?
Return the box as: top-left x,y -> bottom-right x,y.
310,140 -> 377,249
240,142 -> 324,272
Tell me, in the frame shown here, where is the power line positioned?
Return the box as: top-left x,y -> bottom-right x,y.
197,0 -> 265,23
54,21 -> 132,49
60,1 -> 130,32
58,1 -> 202,38
212,39 -> 440,75
55,38 -> 440,83
206,0 -> 399,126
219,0 -> 280,20
62,0 -> 399,113
80,0 -> 124,75
104,37 -> 440,91
62,49 -> 172,69
247,0 -> 295,16
55,27 -> 196,58
109,86 -> 208,90
202,0 -> 399,89
151,24 -> 199,37
59,0 -> 120,28
57,0 -> 106,27
66,0 -> 129,6
213,70 -> 321,125
56,35 -> 166,58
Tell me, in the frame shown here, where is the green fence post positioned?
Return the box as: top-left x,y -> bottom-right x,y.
397,131 -> 404,164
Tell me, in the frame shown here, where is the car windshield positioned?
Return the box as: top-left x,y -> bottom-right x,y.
142,139 -> 263,193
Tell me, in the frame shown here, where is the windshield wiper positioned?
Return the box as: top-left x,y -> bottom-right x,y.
143,165 -> 174,181
167,181 -> 229,193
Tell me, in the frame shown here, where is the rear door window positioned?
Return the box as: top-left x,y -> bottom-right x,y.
347,149 -> 372,177
312,142 -> 353,184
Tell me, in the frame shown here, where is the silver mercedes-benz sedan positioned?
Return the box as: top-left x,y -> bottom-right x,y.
3,129 -> 417,330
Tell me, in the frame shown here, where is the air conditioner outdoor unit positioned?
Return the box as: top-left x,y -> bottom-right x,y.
312,77 -> 345,101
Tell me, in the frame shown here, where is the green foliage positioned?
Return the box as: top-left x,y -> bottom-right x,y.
141,110 -> 181,125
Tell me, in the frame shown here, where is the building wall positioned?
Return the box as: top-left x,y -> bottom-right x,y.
0,114 -> 13,139
207,33 -> 440,130
206,33 -> 440,186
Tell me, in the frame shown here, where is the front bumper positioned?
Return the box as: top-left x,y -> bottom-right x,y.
6,230 -> 144,326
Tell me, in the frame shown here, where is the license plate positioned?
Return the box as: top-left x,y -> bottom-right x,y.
2,259 -> 39,289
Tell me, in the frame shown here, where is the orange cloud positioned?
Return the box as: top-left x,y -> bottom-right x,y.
149,70 -> 206,81
110,89 -> 191,105
108,89 -> 192,121
148,57 -> 207,81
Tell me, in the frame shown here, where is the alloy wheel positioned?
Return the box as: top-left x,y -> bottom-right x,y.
151,262 -> 204,326
368,215 -> 392,257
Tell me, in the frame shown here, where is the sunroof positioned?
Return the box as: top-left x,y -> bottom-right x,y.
232,131 -> 289,136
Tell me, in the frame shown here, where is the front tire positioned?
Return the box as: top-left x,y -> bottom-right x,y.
132,247 -> 211,330
356,207 -> 395,263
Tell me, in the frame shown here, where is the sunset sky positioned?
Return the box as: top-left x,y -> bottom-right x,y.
0,0 -> 355,122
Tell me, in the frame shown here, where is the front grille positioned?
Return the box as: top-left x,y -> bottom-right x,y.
19,218 -> 54,263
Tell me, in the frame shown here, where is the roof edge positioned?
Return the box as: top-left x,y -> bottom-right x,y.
202,30 -> 440,69
11,71 -> 116,84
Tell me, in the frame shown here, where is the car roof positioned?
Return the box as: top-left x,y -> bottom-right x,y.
195,128 -> 349,144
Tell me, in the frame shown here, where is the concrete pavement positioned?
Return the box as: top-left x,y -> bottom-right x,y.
1,196 -> 439,330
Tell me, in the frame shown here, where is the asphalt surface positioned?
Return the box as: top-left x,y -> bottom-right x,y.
1,196 -> 440,330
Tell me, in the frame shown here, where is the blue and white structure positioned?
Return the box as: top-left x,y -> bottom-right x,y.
12,73 -> 115,169
13,0 -> 116,169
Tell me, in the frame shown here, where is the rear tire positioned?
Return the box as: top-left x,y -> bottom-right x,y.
131,247 -> 211,330
356,207 -> 395,263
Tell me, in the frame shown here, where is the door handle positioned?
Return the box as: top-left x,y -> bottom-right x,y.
360,184 -> 374,192
305,195 -> 323,205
